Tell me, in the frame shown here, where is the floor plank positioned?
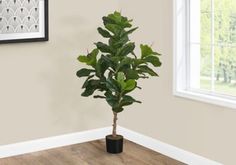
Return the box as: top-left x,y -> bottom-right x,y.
0,139 -> 186,165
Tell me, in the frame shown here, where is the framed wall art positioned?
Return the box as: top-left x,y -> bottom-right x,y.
0,0 -> 48,44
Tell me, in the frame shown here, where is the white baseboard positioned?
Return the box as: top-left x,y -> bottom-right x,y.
118,126 -> 223,165
0,126 -> 223,165
0,127 -> 111,159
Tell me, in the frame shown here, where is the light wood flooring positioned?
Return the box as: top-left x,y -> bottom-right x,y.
0,140 -> 186,165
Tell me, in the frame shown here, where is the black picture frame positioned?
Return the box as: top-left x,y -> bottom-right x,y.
0,0 -> 49,44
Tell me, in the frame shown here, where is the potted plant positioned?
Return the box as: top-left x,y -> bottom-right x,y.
76,11 -> 162,154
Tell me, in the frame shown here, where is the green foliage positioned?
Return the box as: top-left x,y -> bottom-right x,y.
77,11 -> 162,113
78,49 -> 99,68
200,0 -> 236,84
76,69 -> 95,77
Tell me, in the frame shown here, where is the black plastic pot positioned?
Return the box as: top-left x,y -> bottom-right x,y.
106,135 -> 123,154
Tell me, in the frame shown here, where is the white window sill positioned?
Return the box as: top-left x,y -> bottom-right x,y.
173,89 -> 236,110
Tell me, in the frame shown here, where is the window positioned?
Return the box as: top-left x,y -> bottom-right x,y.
174,0 -> 236,108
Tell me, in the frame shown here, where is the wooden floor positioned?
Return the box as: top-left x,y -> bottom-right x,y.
0,140 -> 186,165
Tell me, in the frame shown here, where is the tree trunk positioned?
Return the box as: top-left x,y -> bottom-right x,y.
223,69 -> 227,83
112,112 -> 118,137
216,72 -> 220,81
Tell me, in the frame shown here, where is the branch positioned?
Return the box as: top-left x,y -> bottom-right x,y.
136,86 -> 142,89
131,51 -> 137,59
93,95 -> 106,99
139,76 -> 149,79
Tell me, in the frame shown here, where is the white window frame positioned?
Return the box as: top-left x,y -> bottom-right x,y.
173,0 -> 236,109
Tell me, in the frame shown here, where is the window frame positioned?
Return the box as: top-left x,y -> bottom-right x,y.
173,0 -> 236,109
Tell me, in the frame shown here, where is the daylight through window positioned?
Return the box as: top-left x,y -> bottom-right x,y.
189,0 -> 236,97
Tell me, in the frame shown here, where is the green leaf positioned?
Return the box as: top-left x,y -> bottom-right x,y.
81,87 -> 96,97
145,56 -> 162,67
76,69 -> 95,77
81,80 -> 100,97
106,78 -> 121,92
102,16 -> 116,25
97,27 -> 112,38
121,27 -> 138,37
117,57 -> 132,71
105,24 -> 122,35
116,72 -> 126,89
95,42 -> 113,53
78,49 -> 98,67
105,91 -> 119,108
108,11 -> 122,23
133,59 -> 146,67
106,11 -> 132,28
109,35 -> 129,49
82,75 -> 94,88
77,56 -> 88,63
95,57 -> 109,78
140,44 -> 161,59
120,95 -> 141,107
125,69 -> 139,80
117,72 -> 125,83
124,79 -> 136,91
138,65 -> 158,76
119,42 -> 135,56
99,55 -> 117,71
83,79 -> 100,88
81,88 -> 95,97
112,107 -> 124,113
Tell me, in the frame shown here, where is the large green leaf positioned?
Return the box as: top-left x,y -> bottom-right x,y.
82,79 -> 100,88
81,78 -> 107,96
95,42 -> 113,54
81,80 -> 101,97
82,75 -> 94,88
112,107 -> 124,113
105,24 -> 122,36
78,49 -> 99,67
109,35 -> 129,49
116,72 -> 126,89
118,42 -> 135,56
133,59 -> 146,68
97,27 -> 112,38
140,44 -> 161,59
125,69 -> 139,80
76,68 -> 95,77
95,58 -> 109,78
105,91 -> 119,108
100,55 -> 117,70
106,78 -> 121,93
124,79 -> 136,91
106,11 -> 132,28
120,95 -> 141,107
81,88 -> 96,97
115,72 -> 137,91
145,56 -> 162,67
116,57 -> 132,71
121,27 -> 138,37
77,56 -> 87,63
102,16 -> 116,26
117,72 -> 125,83
138,65 -> 158,76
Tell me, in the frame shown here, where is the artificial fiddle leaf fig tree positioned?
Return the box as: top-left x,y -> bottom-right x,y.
77,11 -> 162,153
